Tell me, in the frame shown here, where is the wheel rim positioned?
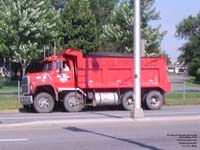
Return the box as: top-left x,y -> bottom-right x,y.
68,97 -> 81,108
126,97 -> 134,106
38,98 -> 49,108
149,96 -> 160,107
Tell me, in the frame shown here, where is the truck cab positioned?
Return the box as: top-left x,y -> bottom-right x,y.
21,56 -> 77,113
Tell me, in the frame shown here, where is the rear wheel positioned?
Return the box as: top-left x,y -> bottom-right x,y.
64,92 -> 85,112
33,92 -> 55,113
121,91 -> 134,110
145,90 -> 164,110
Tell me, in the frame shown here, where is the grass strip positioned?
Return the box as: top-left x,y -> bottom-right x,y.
0,95 -> 21,110
166,92 -> 200,105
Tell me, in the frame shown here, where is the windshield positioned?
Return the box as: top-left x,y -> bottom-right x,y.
43,61 -> 53,71
25,61 -> 53,74
25,62 -> 43,74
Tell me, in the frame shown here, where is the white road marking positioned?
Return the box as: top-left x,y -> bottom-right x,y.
0,139 -> 28,142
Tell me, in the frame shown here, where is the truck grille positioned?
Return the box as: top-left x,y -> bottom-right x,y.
21,76 -> 30,94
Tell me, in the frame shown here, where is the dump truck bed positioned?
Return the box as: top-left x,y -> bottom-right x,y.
76,55 -> 170,92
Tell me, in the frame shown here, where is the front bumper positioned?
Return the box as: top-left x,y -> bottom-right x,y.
20,95 -> 33,105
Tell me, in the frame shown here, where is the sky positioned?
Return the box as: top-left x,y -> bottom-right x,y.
152,0 -> 200,61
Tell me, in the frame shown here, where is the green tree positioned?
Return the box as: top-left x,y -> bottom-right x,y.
161,51 -> 171,65
89,0 -> 118,31
61,0 -> 98,54
89,0 -> 118,51
51,0 -> 67,10
0,0 -> 61,75
101,0 -> 166,53
176,12 -> 200,79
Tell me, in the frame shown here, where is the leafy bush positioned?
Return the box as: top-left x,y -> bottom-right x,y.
196,68 -> 200,81
0,76 -> 4,88
187,62 -> 199,76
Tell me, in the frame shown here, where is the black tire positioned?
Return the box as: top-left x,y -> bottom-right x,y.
141,93 -> 148,109
23,105 -> 34,112
33,92 -> 55,113
121,91 -> 134,110
145,90 -> 164,110
64,92 -> 85,112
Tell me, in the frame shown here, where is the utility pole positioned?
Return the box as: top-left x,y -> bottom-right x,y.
54,41 -> 56,57
43,46 -> 46,60
130,0 -> 144,118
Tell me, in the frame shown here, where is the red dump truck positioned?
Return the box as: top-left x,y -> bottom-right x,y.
20,48 -> 171,113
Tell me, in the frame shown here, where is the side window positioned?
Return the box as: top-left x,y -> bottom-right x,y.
63,61 -> 70,71
56,61 -> 62,71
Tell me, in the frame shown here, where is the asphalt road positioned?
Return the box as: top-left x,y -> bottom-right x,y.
0,105 -> 199,150
169,74 -> 200,92
0,118 -> 199,150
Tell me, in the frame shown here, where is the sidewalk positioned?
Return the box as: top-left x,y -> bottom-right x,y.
1,114 -> 200,129
0,105 -> 200,129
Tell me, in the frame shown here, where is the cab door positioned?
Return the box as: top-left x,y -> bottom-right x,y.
55,60 -> 75,88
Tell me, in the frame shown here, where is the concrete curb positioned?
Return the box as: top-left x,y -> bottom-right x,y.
0,115 -> 200,129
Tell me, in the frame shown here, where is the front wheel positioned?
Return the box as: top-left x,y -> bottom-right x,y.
145,90 -> 164,110
64,92 -> 85,112
33,92 -> 55,113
